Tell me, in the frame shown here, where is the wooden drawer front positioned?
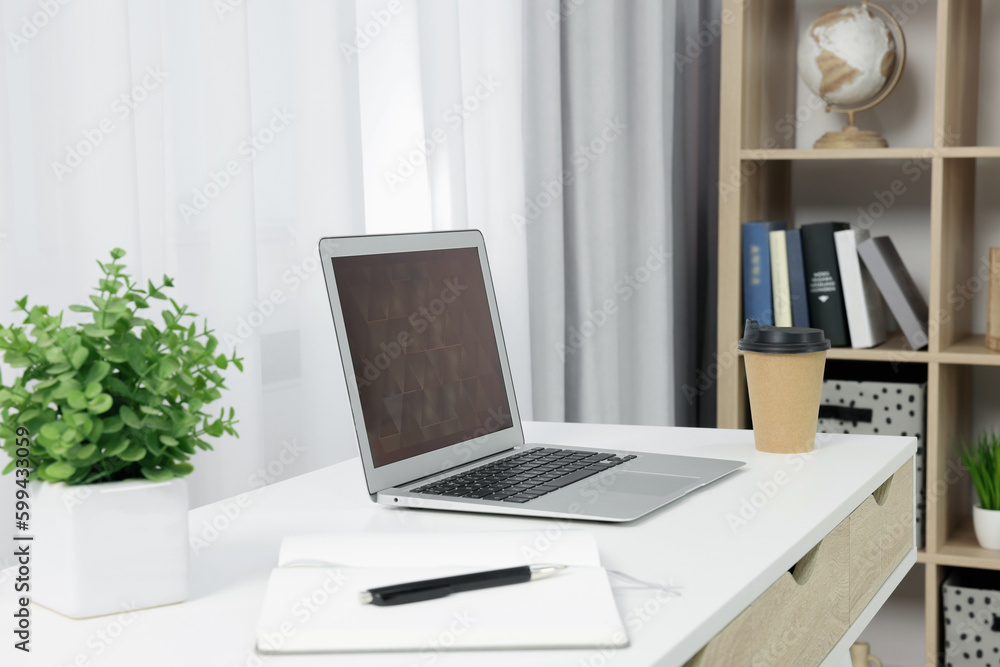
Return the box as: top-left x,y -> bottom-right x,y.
687,457 -> 914,667
849,459 -> 914,623
685,520 -> 849,667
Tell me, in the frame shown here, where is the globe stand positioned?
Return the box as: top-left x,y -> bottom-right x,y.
814,111 -> 889,149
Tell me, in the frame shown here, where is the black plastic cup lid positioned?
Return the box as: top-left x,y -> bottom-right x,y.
737,319 -> 831,354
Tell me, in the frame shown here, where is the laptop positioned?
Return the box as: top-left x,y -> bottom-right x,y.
319,230 -> 744,522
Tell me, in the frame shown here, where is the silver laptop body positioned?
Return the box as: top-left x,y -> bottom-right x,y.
319,230 -> 744,522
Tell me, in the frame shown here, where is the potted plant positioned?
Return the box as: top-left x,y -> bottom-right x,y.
0,249 -> 241,618
959,430 -> 1000,551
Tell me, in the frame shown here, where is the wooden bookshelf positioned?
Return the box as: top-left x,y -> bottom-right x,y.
716,2 -> 996,664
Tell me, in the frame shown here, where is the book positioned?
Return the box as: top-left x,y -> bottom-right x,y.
769,230 -> 792,326
742,221 -> 788,326
857,236 -> 930,350
800,222 -> 851,347
786,229 -> 811,328
834,228 -> 888,349
255,531 -> 627,653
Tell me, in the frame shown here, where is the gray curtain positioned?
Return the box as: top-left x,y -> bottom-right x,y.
674,0 -> 722,427
522,0 -> 719,428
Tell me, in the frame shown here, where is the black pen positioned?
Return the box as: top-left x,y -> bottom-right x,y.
358,564 -> 567,606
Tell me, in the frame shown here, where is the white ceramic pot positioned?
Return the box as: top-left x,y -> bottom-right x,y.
973,504 -> 1000,551
31,478 -> 188,618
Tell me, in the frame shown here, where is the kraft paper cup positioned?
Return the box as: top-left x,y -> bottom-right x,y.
738,319 -> 831,454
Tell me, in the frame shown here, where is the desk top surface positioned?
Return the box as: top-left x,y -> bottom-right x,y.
3,422 -> 915,667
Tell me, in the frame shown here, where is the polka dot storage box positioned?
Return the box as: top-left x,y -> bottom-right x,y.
816,363 -> 927,548
942,569 -> 1000,667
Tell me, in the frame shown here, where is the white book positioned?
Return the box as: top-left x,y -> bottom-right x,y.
834,228 -> 887,348
255,531 -> 628,654
769,230 -> 792,326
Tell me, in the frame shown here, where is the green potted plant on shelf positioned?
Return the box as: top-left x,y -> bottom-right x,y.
959,430 -> 1000,551
0,249 -> 242,618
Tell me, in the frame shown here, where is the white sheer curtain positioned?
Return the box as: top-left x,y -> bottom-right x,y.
0,0 -> 532,533
0,0 -> 368,514
355,0 -> 534,414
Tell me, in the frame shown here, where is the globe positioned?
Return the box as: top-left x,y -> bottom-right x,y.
796,3 -> 905,148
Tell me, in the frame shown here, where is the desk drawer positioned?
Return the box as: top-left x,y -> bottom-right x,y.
686,458 -> 913,667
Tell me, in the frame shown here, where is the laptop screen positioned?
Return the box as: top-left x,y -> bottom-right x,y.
331,246 -> 514,468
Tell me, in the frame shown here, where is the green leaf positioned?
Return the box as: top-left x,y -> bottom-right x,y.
67,391 -> 88,411
103,439 -> 129,457
205,420 -> 224,437
104,348 -> 128,363
45,362 -> 72,375
44,461 -> 75,481
110,248 -> 126,260
70,346 -> 89,370
119,405 -> 141,429
68,305 -> 95,313
39,423 -> 61,441
87,393 -> 113,414
84,381 -> 102,399
51,379 -> 82,399
75,444 -> 97,459
2,459 -> 16,475
84,361 -> 111,385
105,297 -> 129,313
44,347 -> 67,364
159,357 -> 180,378
215,354 -> 228,370
141,467 -> 174,481
171,462 -> 194,476
119,444 -> 146,461
159,435 -> 179,447
82,325 -> 115,338
102,416 -> 123,434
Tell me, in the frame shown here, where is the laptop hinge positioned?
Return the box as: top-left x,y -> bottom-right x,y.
395,446 -> 518,489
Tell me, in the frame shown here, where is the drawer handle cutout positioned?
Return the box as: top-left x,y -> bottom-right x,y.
872,474 -> 893,507
789,542 -> 821,586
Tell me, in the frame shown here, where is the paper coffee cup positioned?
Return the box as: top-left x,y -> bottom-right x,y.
738,319 -> 831,454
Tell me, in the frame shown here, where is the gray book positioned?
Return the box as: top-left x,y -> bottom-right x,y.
857,236 -> 929,350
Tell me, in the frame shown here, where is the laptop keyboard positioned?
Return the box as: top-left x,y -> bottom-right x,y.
411,447 -> 636,503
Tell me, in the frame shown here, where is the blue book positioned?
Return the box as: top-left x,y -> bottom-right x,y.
786,229 -> 811,328
742,221 -> 787,326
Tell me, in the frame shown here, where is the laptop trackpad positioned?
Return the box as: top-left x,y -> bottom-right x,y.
588,471 -> 699,497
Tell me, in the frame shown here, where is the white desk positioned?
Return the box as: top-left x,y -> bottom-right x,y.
3,422 -> 915,667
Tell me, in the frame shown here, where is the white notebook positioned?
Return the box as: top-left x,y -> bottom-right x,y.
255,530 -> 628,654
